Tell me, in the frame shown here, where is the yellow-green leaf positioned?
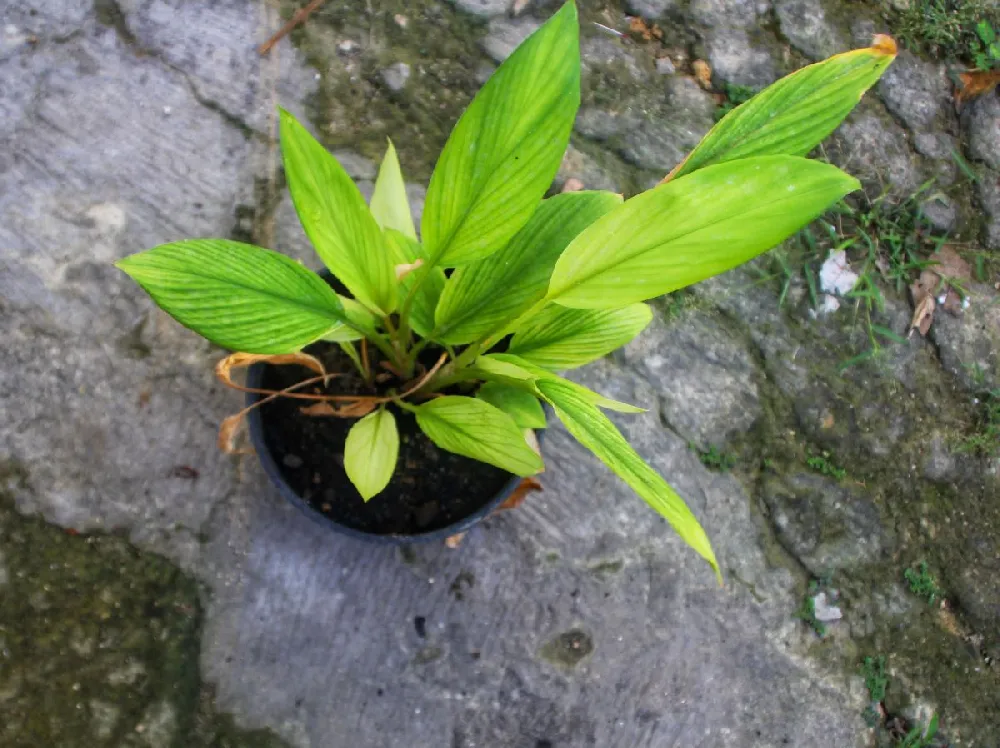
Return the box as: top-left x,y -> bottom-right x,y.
115,239 -> 348,354
508,304 -> 652,370
413,396 -> 543,476
421,1 -> 580,267
477,353 -> 644,414
547,156 -> 859,309
668,38 -> 896,181
476,382 -> 547,429
280,109 -> 397,314
536,378 -> 720,580
344,408 -> 399,501
370,139 -> 417,240
433,191 -> 622,345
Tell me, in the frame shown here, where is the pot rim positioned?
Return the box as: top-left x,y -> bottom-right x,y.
245,361 -> 534,545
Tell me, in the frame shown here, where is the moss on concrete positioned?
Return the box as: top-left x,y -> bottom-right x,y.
0,472 -> 288,748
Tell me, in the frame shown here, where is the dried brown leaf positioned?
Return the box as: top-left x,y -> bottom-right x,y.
909,268 -> 938,335
394,259 -> 423,281
299,402 -> 339,416
334,400 -> 378,418
956,69 -> 1000,105
495,476 -> 543,513
218,412 -> 252,454
930,246 -> 971,314
444,532 -> 466,549
692,59 -> 712,90
216,352 -> 326,389
910,293 -> 936,337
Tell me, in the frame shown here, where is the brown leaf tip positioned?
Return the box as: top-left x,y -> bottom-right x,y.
871,34 -> 897,57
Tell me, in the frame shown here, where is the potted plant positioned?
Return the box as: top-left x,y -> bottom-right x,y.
116,1 -> 896,579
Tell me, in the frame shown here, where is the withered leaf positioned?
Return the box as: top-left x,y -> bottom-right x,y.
333,400 -> 379,418
692,59 -> 712,90
909,279 -> 936,337
394,259 -> 423,280
299,402 -> 339,416
300,399 -> 378,418
495,476 -> 543,513
218,412 -> 252,454
956,69 -> 1000,105
216,351 -> 326,390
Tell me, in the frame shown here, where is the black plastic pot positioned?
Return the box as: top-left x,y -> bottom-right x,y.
245,361 -> 542,545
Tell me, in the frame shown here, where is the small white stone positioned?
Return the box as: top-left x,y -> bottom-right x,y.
819,249 -> 859,296
812,591 -> 843,623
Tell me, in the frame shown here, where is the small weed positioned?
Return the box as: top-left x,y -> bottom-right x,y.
794,580 -> 827,637
862,654 -> 889,702
898,714 -> 940,747
972,20 -> 1000,70
904,561 -> 943,605
690,443 -> 737,472
957,388 -> 1000,456
890,0 -> 1000,65
714,83 -> 756,121
806,451 -> 847,480
756,183 -> 975,370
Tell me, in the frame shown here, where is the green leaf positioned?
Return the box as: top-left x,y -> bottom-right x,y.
433,191 -> 622,345
320,296 -> 380,342
477,353 -> 644,414
413,396 -> 544,476
670,40 -> 895,180
384,229 -> 445,338
508,303 -> 652,370
280,108 -> 397,314
370,139 -> 417,240
547,156 -> 859,309
476,382 -> 547,429
344,408 -> 399,501
116,239 -> 348,354
420,1 -> 580,267
536,378 -> 720,580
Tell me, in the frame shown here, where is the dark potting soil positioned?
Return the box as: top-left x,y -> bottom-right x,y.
256,341 -> 515,536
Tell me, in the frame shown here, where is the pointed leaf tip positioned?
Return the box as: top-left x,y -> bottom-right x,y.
871,34 -> 897,57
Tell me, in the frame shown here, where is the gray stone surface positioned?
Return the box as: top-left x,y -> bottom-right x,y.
706,27 -> 777,88
481,17 -> 538,63
774,0 -> 850,61
877,51 -> 951,134
931,284 -> 1000,391
3,0 -> 1000,746
966,91 -> 1000,172
763,474 -> 889,576
446,0 -> 510,18
625,0 -> 679,19
621,310 -> 763,450
978,170 -> 1000,250
829,105 -> 923,195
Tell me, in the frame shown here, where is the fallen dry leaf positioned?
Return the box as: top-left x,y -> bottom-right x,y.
628,16 -> 663,42
394,259 -> 423,280
444,532 -> 466,549
216,351 -> 326,390
933,245 -> 972,314
495,476 -> 543,513
909,277 -> 937,336
692,59 -> 712,90
956,69 -> 1000,105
